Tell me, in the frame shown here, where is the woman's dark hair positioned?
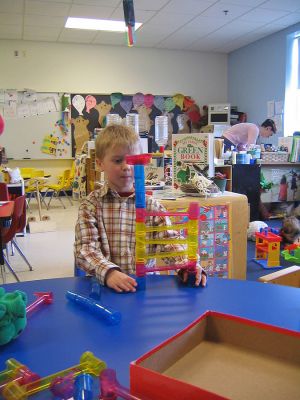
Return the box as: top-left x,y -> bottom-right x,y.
261,118 -> 277,133
280,175 -> 287,184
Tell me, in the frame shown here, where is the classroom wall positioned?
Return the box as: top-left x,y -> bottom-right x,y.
0,40 -> 228,107
228,21 -> 300,142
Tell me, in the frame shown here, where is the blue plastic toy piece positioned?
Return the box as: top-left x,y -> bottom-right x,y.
74,373 -> 93,400
89,278 -> 102,301
66,291 -> 121,325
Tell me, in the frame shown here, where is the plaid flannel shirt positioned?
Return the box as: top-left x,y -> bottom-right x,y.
74,183 -> 197,285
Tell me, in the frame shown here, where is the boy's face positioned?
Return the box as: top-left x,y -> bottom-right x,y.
97,143 -> 140,193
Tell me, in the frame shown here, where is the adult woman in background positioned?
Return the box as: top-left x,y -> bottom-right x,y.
222,119 -> 276,151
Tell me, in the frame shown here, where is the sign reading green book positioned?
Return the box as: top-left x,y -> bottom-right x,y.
172,133 -> 214,190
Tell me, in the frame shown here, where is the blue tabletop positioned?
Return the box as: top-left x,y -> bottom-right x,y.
1,276 -> 300,388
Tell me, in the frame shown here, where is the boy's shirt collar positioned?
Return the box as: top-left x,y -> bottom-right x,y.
97,182 -> 135,199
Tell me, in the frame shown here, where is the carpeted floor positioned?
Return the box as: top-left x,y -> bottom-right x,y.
246,219 -> 294,281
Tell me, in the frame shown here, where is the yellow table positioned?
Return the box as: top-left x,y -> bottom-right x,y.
159,191 -> 248,280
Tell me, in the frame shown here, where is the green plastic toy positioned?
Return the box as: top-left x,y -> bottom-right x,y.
0,288 -> 27,346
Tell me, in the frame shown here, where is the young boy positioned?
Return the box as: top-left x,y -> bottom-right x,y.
74,124 -> 206,293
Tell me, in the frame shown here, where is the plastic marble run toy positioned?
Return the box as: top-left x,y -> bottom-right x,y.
2,351 -> 106,400
254,227 -> 282,269
126,154 -> 199,288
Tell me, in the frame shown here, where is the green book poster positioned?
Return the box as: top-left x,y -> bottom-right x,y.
172,133 -> 214,190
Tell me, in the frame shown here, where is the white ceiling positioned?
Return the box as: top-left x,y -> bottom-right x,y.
0,0 -> 300,53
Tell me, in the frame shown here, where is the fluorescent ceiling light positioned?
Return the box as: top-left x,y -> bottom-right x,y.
65,17 -> 142,32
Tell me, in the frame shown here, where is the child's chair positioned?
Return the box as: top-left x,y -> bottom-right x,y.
2,195 -> 33,282
0,182 -> 9,201
25,169 -> 47,210
43,169 -> 73,209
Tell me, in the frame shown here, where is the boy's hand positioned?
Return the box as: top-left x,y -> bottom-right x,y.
106,270 -> 137,293
179,267 -> 207,287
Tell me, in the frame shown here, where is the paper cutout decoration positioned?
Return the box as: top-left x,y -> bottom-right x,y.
41,134 -> 58,156
183,96 -> 195,111
72,95 -> 85,115
110,92 -> 123,108
0,114 -> 4,135
62,94 -> 71,112
71,116 -> 90,154
173,93 -> 184,110
94,101 -> 112,127
144,94 -> 154,108
120,99 -> 132,114
85,95 -> 96,113
154,95 -> 165,112
187,104 -> 201,123
164,97 -> 176,112
133,92 -> 144,108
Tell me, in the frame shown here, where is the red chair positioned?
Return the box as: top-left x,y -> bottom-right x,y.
0,182 -> 9,201
2,195 -> 33,282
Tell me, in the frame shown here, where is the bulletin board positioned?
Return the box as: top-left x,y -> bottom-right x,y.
0,90 -> 72,160
70,92 -> 203,155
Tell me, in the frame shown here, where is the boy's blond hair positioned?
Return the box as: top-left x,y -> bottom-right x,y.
95,124 -> 140,160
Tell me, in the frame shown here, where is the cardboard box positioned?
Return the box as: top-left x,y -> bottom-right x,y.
131,311 -> 300,400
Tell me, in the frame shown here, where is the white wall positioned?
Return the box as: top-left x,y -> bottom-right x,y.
0,40 -> 228,106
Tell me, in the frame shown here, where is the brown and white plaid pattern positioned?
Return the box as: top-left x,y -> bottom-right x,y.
74,183 -> 194,285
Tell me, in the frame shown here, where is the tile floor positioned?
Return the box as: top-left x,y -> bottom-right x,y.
2,197 -> 80,284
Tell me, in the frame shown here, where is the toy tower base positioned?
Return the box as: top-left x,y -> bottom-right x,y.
253,258 -> 283,270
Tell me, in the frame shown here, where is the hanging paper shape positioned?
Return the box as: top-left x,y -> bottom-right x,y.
110,92 -> 123,108
0,114 -> 5,135
61,94 -> 71,112
85,95 -> 97,113
187,104 -> 201,123
144,94 -> 154,108
154,95 -> 165,112
172,93 -> 184,110
120,99 -> 132,114
72,95 -> 85,115
164,97 -> 176,112
133,92 -> 144,108
123,0 -> 136,46
183,96 -> 195,111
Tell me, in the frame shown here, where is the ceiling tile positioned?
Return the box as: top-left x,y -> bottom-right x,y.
270,12 -> 300,28
149,11 -> 195,26
0,0 -> 24,13
200,2 -> 254,20
261,0 -> 300,12
161,0 -> 217,14
240,7 -> 290,23
133,0 -> 170,11
24,25 -> 62,38
224,0 -> 266,5
0,12 -> 23,25
69,4 -> 115,19
58,27 -> 97,42
0,24 -> 22,39
24,14 -> 66,27
72,0 -> 119,6
26,0 -> 70,17
110,7 -> 156,23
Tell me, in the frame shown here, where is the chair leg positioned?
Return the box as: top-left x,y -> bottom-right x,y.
3,256 -> 20,282
0,264 -> 6,283
63,190 -> 73,206
12,239 -> 33,271
47,191 -> 55,209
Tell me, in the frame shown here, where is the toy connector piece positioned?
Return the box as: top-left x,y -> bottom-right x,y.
126,154 -> 152,166
25,292 -> 53,316
66,291 -> 121,325
100,368 -> 141,400
74,373 -> 93,400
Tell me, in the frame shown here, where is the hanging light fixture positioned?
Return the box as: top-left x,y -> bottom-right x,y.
123,0 -> 136,47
